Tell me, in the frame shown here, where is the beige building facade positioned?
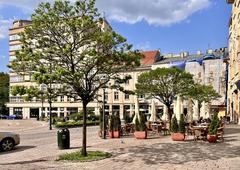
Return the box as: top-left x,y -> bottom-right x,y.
7,20 -> 227,122
227,0 -> 240,124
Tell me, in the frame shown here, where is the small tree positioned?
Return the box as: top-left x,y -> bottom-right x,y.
135,117 -> 140,131
187,84 -> 221,119
136,67 -> 194,122
208,113 -> 219,135
171,115 -> 178,133
139,113 -> 147,131
179,114 -> 185,133
9,0 -> 140,156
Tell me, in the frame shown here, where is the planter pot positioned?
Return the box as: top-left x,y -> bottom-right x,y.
113,131 -> 120,138
207,134 -> 217,143
134,131 -> 147,139
108,131 -> 114,138
171,133 -> 185,141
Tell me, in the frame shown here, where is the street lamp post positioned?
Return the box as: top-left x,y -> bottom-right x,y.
102,87 -> 106,139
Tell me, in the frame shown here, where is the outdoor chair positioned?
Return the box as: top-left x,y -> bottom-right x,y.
217,126 -> 224,142
161,122 -> 170,135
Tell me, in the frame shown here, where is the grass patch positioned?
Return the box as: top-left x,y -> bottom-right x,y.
57,151 -> 111,162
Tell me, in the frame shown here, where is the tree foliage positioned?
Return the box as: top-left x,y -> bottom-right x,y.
9,0 -> 140,156
187,84 -> 221,118
0,72 -> 9,115
136,67 -> 194,121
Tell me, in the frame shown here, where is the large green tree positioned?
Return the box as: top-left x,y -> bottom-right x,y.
9,0 -> 140,156
187,84 -> 221,119
0,72 -> 9,115
136,67 -> 194,122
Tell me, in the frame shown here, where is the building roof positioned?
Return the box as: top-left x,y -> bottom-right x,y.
141,50 -> 160,66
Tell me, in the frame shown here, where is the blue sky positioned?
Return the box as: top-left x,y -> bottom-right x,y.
0,0 -> 232,72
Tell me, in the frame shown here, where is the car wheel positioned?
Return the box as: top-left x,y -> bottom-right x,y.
1,138 -> 14,151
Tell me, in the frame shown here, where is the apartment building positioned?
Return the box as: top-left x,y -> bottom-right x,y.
227,0 -> 240,124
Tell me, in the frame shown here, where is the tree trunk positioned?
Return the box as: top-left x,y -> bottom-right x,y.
81,101 -> 87,156
167,104 -> 172,129
198,103 -> 201,120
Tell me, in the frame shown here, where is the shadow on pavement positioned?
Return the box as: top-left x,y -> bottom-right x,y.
111,140 -> 240,165
0,158 -> 47,165
0,145 -> 36,155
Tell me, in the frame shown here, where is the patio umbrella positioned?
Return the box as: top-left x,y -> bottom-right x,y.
149,99 -> 157,122
132,96 -> 140,124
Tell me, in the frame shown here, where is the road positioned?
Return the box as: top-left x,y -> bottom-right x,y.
1,120 -> 240,170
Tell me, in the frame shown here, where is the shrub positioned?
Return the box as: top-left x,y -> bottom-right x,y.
179,114 -> 186,133
69,112 -> 83,121
113,115 -> 121,131
135,117 -> 140,131
135,113 -> 146,131
109,115 -> 114,131
208,113 -> 219,135
171,115 -> 179,133
55,120 -> 99,128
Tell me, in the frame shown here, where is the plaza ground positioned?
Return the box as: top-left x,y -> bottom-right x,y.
0,120 -> 240,170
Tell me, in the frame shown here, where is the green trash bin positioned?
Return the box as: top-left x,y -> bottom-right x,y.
57,128 -> 70,149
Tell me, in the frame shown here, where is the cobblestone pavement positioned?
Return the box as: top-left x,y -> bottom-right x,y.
0,120 -> 240,170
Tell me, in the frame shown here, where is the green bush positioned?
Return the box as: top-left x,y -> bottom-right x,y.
171,115 -> 179,133
113,115 -> 121,131
208,113 -> 219,135
69,112 -> 83,121
135,113 -> 146,131
55,120 -> 99,128
135,117 -> 140,131
109,115 -> 114,131
179,114 -> 185,133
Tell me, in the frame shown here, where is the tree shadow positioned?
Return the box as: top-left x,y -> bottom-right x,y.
111,142 -> 240,165
0,158 -> 47,165
0,146 -> 36,155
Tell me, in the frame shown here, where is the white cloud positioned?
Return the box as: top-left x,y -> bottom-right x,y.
0,16 -> 13,39
96,0 -> 211,26
0,0 -> 211,26
136,41 -> 151,50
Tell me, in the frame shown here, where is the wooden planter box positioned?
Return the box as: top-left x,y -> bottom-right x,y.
134,131 -> 147,139
207,134 -> 217,143
171,133 -> 185,141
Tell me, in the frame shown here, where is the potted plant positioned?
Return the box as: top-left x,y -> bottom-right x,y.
113,115 -> 121,138
134,113 -> 147,139
171,114 -> 185,141
108,115 -> 114,138
207,113 -> 219,143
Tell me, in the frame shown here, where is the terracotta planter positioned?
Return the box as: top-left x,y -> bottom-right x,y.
113,131 -> 120,138
171,133 -> 185,141
109,131 -> 114,138
134,131 -> 147,139
207,134 -> 217,143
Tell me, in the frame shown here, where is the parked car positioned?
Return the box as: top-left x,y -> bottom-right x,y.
0,132 -> 20,151
7,114 -> 23,120
0,114 -> 8,119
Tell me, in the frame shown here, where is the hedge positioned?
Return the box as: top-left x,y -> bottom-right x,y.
55,120 -> 99,128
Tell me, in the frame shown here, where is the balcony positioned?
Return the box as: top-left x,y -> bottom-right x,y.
227,0 -> 235,4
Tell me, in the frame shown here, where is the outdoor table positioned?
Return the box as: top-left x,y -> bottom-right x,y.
192,126 -> 208,141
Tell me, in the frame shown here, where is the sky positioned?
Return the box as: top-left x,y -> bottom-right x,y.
0,0 -> 232,72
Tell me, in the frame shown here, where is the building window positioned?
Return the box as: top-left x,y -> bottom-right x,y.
9,34 -> 21,41
9,56 -> 16,61
125,94 -> 129,100
60,107 -> 64,111
114,91 -> 119,100
60,96 -> 64,102
13,107 -> 23,115
10,75 -> 24,82
9,44 -> 22,51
